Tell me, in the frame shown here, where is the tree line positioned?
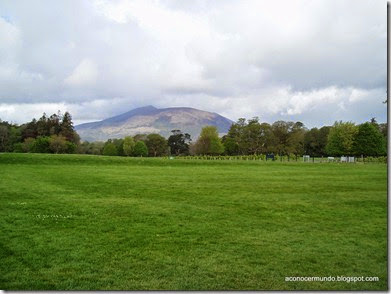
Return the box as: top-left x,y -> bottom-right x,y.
222,117 -> 387,157
0,112 -> 79,154
0,112 -> 387,157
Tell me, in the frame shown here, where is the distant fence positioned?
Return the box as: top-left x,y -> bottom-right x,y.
171,155 -> 387,163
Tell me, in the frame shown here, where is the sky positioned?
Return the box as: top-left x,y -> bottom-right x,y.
0,0 -> 387,126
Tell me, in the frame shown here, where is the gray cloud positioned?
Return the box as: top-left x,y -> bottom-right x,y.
0,0 -> 387,126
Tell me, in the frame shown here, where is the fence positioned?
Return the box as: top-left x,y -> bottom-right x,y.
171,155 -> 387,163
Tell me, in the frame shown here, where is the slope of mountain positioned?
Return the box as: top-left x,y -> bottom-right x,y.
75,105 -> 233,142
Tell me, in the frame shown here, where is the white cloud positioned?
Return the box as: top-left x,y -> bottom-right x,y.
64,59 -> 98,86
0,0 -> 386,126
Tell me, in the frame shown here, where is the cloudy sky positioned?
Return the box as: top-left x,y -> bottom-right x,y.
0,0 -> 387,126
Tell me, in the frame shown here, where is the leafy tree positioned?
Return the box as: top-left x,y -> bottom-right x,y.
146,133 -> 168,157
326,121 -> 358,156
242,117 -> 264,155
112,138 -> 124,156
21,119 -> 38,140
222,136 -> 239,155
194,126 -> 224,155
304,128 -> 320,156
22,138 -> 36,153
60,112 -> 79,144
226,118 -> 247,154
259,123 -> 276,154
318,126 -> 331,156
353,122 -> 386,156
123,136 -> 135,156
102,142 -> 118,156
7,126 -> 22,152
48,112 -> 62,135
271,121 -> 293,155
304,126 -> 331,156
133,141 -> 148,157
36,113 -> 50,137
167,130 -> 191,155
32,136 -> 51,153
0,125 -> 9,152
49,135 -> 68,154
287,122 -> 306,155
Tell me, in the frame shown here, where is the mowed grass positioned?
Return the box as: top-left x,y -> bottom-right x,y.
0,153 -> 387,290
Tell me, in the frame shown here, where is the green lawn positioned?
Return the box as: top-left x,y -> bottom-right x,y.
0,153 -> 387,290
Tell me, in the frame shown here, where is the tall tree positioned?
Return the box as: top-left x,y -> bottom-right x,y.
194,126 -> 224,155
60,112 -> 79,144
0,125 -> 9,152
146,134 -> 168,157
123,136 -> 135,156
133,141 -> 148,157
226,118 -> 247,154
222,136 -> 239,155
242,117 -> 263,155
112,138 -> 124,156
326,121 -> 358,156
271,121 -> 293,155
353,122 -> 386,156
167,130 -> 191,155
48,112 -> 62,135
21,119 -> 38,140
287,122 -> 306,155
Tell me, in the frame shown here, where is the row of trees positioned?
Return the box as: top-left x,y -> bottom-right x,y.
0,112 -> 387,157
0,112 -> 79,154
77,130 -> 192,157
221,117 -> 386,157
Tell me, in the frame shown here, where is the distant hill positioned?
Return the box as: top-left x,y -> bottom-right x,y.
75,105 -> 233,142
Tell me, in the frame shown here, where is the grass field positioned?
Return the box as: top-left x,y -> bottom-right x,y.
0,153 -> 387,290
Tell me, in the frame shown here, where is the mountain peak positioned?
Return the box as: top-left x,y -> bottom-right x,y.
76,105 -> 233,141
136,105 -> 156,110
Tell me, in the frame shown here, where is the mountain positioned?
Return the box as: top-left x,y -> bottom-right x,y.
75,105 -> 233,142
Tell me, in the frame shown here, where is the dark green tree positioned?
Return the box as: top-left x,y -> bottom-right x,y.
22,119 -> 38,140
226,118 -> 247,154
60,112 -> 79,144
271,121 -> 293,155
287,122 -> 306,155
353,122 -> 386,156
0,125 -> 9,152
222,136 -> 239,155
242,117 -> 263,155
112,139 -> 124,156
167,130 -> 191,155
